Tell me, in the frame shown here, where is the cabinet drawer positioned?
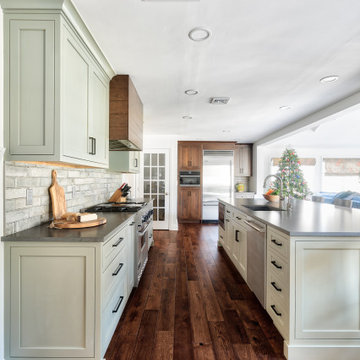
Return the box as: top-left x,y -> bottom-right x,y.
101,275 -> 127,354
225,207 -> 233,218
233,209 -> 246,225
268,270 -> 288,306
102,247 -> 127,301
268,250 -> 288,285
268,228 -> 289,259
103,226 -> 127,271
267,292 -> 289,340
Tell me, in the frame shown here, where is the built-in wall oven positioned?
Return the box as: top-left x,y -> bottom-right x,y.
218,202 -> 225,230
179,171 -> 201,187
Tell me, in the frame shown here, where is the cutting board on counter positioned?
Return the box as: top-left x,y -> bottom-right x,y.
49,170 -> 66,220
50,217 -> 107,229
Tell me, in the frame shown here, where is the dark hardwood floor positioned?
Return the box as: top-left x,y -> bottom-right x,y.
105,224 -> 286,360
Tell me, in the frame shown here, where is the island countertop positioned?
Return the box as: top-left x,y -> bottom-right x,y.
219,197 -> 360,237
1,212 -> 136,243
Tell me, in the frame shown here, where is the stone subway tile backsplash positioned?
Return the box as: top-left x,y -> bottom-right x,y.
4,161 -> 124,235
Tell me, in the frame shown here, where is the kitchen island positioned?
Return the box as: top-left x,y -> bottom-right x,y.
219,197 -> 360,360
2,211 -> 138,360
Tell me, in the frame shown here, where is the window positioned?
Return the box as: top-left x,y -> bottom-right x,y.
321,158 -> 360,192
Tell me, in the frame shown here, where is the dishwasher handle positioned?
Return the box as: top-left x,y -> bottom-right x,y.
244,220 -> 265,233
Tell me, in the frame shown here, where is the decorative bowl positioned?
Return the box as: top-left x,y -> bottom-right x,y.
263,194 -> 280,202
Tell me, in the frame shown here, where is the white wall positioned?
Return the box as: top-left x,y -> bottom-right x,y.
0,9 -> 4,360
143,135 -> 178,231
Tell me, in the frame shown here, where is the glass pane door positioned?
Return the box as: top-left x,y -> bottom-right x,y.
143,150 -> 169,229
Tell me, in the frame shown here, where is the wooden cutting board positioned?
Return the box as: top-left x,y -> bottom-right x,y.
50,217 -> 107,229
49,170 -> 66,220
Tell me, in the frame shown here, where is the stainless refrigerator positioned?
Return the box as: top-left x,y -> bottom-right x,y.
202,150 -> 234,221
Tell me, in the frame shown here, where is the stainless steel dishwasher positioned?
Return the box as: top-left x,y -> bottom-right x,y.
244,216 -> 267,308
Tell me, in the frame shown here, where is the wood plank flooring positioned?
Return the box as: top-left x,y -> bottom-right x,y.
105,224 -> 286,360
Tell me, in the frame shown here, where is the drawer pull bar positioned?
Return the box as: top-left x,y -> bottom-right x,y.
271,239 -> 283,247
112,263 -> 124,276
130,222 -> 135,226
271,281 -> 282,292
226,219 -> 230,223
220,235 -> 223,239
226,210 -> 230,214
112,296 -> 124,313
235,230 -> 240,242
112,237 -> 124,247
236,216 -> 242,221
271,260 -> 282,269
270,304 -> 282,317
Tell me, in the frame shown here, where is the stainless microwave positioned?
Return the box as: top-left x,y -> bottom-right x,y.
179,171 -> 201,187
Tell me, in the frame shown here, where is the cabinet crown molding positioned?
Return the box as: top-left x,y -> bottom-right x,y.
0,0 -> 115,79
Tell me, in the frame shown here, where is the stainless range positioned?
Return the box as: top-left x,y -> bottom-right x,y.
84,200 -> 153,286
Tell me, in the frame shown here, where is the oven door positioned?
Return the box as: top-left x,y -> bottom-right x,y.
137,224 -> 149,282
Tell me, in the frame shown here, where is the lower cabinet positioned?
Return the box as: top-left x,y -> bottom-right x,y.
222,206 -> 247,281
178,187 -> 201,222
4,217 -> 136,360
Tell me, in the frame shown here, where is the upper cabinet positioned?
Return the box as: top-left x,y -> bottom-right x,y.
2,0 -> 114,168
109,151 -> 141,174
178,142 -> 202,170
109,75 -> 143,151
234,144 -> 252,177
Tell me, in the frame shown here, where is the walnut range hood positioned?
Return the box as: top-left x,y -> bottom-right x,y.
109,75 -> 143,151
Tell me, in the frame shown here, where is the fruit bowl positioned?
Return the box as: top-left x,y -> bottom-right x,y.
263,194 -> 280,202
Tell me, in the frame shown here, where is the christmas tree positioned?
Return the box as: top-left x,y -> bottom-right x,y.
273,147 -> 310,199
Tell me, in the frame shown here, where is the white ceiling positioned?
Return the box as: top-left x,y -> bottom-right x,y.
73,0 -> 360,142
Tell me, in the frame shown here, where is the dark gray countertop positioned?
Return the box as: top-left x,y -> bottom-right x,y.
219,197 -> 360,236
1,212 -> 136,243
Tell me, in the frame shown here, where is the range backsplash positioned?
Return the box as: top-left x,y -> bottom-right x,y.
4,161 -> 125,235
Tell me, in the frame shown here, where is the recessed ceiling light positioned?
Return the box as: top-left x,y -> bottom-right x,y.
185,89 -> 198,95
188,27 -> 211,42
279,105 -> 291,111
182,115 -> 192,120
320,75 -> 339,83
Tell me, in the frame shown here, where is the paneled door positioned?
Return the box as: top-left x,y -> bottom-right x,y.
143,150 -> 170,229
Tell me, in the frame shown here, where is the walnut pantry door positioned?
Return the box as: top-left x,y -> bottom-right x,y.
143,150 -> 170,229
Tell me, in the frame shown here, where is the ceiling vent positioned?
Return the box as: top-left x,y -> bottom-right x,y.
210,97 -> 230,105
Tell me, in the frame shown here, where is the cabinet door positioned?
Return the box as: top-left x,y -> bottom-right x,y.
224,217 -> 233,254
234,145 -> 252,176
129,151 -> 140,173
189,188 -> 202,220
62,25 -> 91,161
178,143 -> 202,170
8,19 -> 55,155
178,188 -> 201,221
8,245 -> 96,358
233,223 -> 247,281
89,65 -> 109,165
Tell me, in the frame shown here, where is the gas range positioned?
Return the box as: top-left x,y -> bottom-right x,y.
84,200 -> 154,287
84,201 -> 146,213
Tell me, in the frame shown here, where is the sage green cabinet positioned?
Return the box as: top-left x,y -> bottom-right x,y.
2,0 -> 114,167
109,151 -> 141,173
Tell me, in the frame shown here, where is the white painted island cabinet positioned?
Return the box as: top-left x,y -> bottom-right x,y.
4,217 -> 136,360
266,225 -> 360,360
1,0 -> 115,167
